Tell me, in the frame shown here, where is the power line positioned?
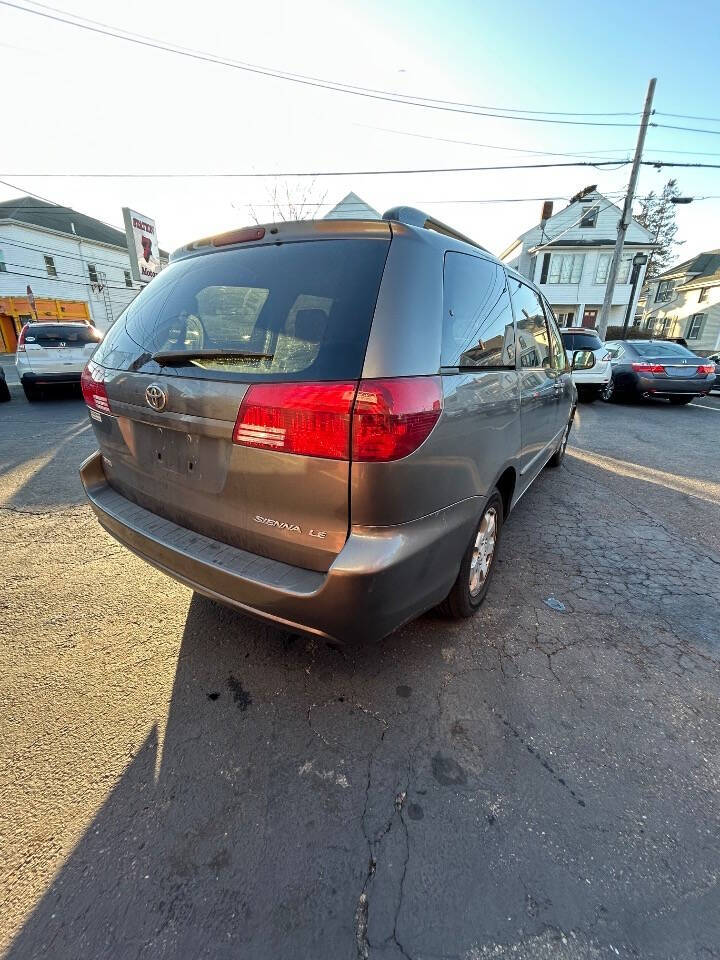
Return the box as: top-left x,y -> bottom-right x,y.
353,123 -> 635,161
0,160 -> 636,178
0,235 -> 142,273
4,158 -> 720,178
1,267 -> 139,292
656,111 -> 720,124
0,176 -> 127,235
1,256 -> 137,284
23,0 -> 646,118
653,122 -> 720,136
0,1 -> 645,128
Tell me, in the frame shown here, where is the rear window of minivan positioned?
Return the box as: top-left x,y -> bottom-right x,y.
94,239 -> 390,381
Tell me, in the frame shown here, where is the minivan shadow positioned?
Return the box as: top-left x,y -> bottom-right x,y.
5,592 -> 458,960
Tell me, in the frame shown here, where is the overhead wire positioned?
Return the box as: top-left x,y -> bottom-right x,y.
4,159 -> 720,178
0,1 -> 646,128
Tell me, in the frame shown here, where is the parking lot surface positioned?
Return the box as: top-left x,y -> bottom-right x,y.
2,365 -> 720,960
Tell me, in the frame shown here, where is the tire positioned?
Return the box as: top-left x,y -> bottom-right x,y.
22,382 -> 39,403
577,387 -> 597,404
547,416 -> 572,468
602,378 -> 616,402
438,491 -> 504,619
0,379 -> 10,403
669,396 -> 693,405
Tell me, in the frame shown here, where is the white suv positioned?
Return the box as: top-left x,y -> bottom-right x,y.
559,327 -> 611,402
16,322 -> 103,402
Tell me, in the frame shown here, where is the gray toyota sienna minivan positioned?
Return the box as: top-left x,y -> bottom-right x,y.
80,208 -> 593,642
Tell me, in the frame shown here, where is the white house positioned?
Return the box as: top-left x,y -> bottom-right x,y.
0,196 -> 168,353
640,249 -> 720,353
500,186 -> 655,329
324,192 -> 381,220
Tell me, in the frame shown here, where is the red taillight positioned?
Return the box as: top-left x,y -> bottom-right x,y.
631,362 -> 665,374
352,377 -> 443,462
81,362 -> 111,413
232,377 -> 444,463
17,324 -> 29,353
212,226 -> 266,247
696,364 -> 714,374
233,381 -> 356,460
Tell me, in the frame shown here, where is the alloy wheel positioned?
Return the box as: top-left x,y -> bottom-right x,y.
469,507 -> 498,596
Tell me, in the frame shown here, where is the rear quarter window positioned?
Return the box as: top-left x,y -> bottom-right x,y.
441,253 -> 515,368
94,238 -> 390,381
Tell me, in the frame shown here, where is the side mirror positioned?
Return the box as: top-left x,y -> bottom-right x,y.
572,349 -> 596,371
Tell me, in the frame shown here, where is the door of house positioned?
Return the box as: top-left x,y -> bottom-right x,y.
582,308 -> 598,328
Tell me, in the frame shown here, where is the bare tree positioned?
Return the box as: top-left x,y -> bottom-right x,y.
243,178 -> 328,225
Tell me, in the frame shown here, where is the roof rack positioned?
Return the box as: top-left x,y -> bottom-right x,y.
382,206 -> 488,253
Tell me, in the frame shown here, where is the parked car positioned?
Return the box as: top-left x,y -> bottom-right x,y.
706,352 -> 720,391
79,208 -> 594,643
558,327 -> 611,402
0,366 -> 11,403
16,322 -> 103,401
603,339 -> 716,404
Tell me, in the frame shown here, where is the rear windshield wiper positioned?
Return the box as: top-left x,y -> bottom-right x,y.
151,349 -> 274,366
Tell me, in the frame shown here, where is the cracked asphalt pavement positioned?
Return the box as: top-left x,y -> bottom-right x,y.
2,361 -> 720,960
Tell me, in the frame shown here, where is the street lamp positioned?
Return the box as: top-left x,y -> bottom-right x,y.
622,252 -> 649,338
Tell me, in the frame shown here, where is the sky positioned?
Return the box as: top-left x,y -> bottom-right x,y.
1,0 -> 719,260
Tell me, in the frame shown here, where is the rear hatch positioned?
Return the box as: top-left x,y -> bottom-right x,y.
85,231 -> 391,572
22,323 -> 102,374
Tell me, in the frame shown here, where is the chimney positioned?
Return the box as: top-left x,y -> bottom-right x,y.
540,200 -> 554,224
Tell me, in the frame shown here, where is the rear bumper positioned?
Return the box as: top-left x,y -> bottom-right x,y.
634,374 -> 715,395
20,371 -> 82,385
79,451 -> 480,643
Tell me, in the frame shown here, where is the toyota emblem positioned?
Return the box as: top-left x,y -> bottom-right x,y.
145,384 -> 167,411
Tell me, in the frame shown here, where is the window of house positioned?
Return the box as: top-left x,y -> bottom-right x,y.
0,248 -> 6,272
698,287 -> 709,303
88,263 -> 99,283
44,255 -> 57,278
595,253 -> 633,284
618,256 -> 633,284
595,254 -> 610,284
556,311 -> 575,325
580,206 -> 598,228
124,269 -> 133,288
687,314 -> 705,340
656,280 -> 675,302
509,279 -> 551,368
441,253 -> 516,368
547,253 -> 584,284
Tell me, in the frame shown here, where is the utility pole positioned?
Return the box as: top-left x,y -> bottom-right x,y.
597,78 -> 656,340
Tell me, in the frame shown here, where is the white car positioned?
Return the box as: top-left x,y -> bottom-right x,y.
16,322 -> 103,402
559,327 -> 612,402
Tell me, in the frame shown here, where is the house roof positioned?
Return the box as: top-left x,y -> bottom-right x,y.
504,187 -> 653,254
0,195 -> 169,256
654,248 -> 720,287
323,192 -> 381,221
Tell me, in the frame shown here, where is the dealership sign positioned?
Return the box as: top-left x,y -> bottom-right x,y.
122,208 -> 161,284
